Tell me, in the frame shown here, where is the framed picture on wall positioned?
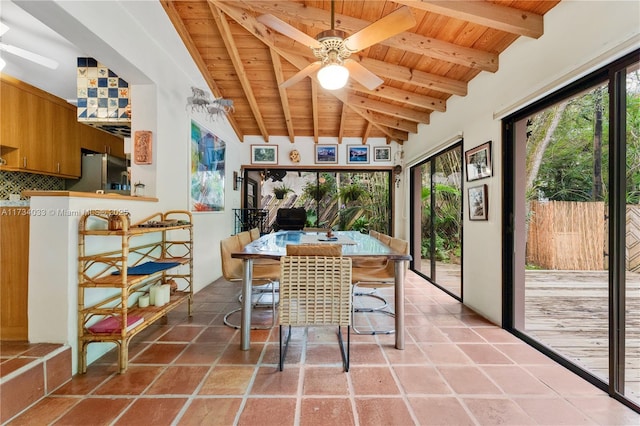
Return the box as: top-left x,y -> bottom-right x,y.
347,145 -> 369,164
251,145 -> 278,165
373,146 -> 391,162
465,141 -> 492,181
468,184 -> 488,220
315,144 -> 338,164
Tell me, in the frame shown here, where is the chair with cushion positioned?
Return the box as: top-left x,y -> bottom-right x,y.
278,244 -> 351,371
351,237 -> 409,335
220,235 -> 280,329
237,231 -> 251,248
249,227 -> 260,241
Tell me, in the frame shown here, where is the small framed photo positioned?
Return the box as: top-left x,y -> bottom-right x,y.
373,146 -> 391,162
347,145 -> 369,164
315,144 -> 338,164
468,184 -> 488,221
251,145 -> 278,165
465,141 -> 492,181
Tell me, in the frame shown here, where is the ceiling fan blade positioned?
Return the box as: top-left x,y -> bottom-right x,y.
280,61 -> 322,89
344,6 -> 416,52
257,14 -> 323,49
0,43 -> 59,69
344,60 -> 383,90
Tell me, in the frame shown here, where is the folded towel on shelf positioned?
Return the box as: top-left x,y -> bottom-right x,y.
111,261 -> 180,275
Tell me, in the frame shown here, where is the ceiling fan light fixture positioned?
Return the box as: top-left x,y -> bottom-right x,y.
317,62 -> 349,90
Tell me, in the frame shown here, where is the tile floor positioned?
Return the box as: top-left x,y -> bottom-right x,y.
5,271 -> 640,425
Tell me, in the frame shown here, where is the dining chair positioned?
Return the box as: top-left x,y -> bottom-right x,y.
249,227 -> 260,241
220,235 -> 280,329
278,244 -> 352,371
351,237 -> 409,335
376,233 -> 392,246
237,231 -> 251,248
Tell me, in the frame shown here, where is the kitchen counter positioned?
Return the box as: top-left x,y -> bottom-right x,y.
23,190 -> 158,202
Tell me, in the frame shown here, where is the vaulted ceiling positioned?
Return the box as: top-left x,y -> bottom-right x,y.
161,0 -> 560,145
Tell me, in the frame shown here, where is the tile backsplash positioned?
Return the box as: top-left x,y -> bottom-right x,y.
0,171 -> 64,200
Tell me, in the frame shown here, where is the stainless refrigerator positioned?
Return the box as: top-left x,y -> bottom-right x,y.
66,153 -> 130,195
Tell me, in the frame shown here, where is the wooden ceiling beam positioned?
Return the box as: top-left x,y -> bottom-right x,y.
268,48 -> 295,143
208,2 -> 270,142
395,0 -> 544,39
346,81 -> 446,112
233,0 -> 498,72
349,94 -> 430,123
213,1 -> 402,141
160,1 -> 245,140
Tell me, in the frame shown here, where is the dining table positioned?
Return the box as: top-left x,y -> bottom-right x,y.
231,230 -> 412,351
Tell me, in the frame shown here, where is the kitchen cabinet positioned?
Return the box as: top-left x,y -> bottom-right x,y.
0,75 -> 123,177
78,210 -> 193,373
0,208 -> 29,340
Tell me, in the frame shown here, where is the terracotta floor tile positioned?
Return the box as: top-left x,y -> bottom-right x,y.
457,343 -> 514,365
349,343 -> 387,365
250,366 -> 299,395
173,343 -> 227,364
46,349 -> 72,392
52,365 -> 115,395
300,397 -> 355,426
130,343 -> 187,365
525,365 -> 608,396
93,365 -> 165,395
350,366 -> 400,395
354,397 -> 415,425
5,396 -> 77,426
0,358 -> 33,377
482,365 -> 556,395
408,396 -> 476,425
218,344 -> 265,365
113,397 -> 187,425
177,398 -> 242,425
0,364 -> 45,424
463,397 -> 536,425
237,397 -> 296,426
437,366 -> 502,395
381,343 -> 431,364
419,343 -> 472,365
52,397 -> 132,425
439,327 -> 484,343
393,365 -> 451,394
158,325 -> 206,342
6,273 -> 637,425
21,343 -> 64,358
199,366 -> 255,395
493,343 -> 557,365
145,366 -> 209,395
302,366 -> 349,395
305,344 -> 344,366
513,397 -> 598,425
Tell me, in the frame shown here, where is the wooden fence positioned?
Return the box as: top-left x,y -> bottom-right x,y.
527,201 -> 640,271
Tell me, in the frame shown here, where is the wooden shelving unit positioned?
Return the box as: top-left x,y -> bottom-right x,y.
77,209 -> 193,374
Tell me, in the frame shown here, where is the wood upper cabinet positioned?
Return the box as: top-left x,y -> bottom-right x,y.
0,75 -> 123,177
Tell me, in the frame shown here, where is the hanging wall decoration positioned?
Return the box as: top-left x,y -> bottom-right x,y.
190,119 -> 225,212
134,130 -> 152,165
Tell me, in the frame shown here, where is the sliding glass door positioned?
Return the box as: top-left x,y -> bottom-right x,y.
504,51 -> 639,411
410,142 -> 463,299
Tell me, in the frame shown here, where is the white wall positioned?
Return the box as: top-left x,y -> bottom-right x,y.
401,0 -> 640,324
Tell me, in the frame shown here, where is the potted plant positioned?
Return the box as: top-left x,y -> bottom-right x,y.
273,184 -> 291,199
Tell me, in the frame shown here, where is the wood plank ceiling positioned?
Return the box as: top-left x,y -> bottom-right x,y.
161,0 -> 560,145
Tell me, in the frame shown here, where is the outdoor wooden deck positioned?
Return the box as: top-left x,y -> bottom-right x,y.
523,270 -> 640,403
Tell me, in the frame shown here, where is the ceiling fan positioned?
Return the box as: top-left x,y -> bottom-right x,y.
258,2 -> 416,91
0,21 -> 59,70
